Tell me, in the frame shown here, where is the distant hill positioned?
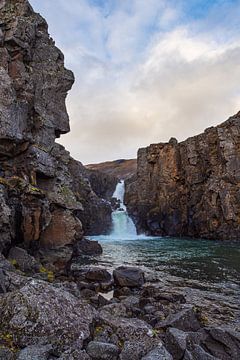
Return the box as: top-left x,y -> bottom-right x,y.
86,159 -> 137,180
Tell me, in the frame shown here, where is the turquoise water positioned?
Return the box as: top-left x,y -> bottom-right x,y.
91,236 -> 240,285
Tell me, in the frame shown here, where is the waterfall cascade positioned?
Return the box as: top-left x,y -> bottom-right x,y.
110,180 -> 137,238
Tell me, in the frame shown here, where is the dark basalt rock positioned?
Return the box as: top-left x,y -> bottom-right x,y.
142,345 -> 173,360
125,112 -> 240,240
17,344 -> 53,360
113,266 -> 145,288
0,279 -> 96,353
73,238 -> 103,256
0,0 -> 111,261
156,307 -> 201,332
86,341 -> 120,360
165,328 -> 187,360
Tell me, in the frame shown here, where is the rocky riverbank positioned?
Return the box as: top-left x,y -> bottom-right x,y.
0,250 -> 240,359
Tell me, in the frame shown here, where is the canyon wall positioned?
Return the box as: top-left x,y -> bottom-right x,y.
0,0 -> 112,258
125,112 -> 240,240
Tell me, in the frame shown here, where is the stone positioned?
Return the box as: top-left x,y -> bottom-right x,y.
142,345 -> 173,360
86,341 -> 120,360
205,327 -> 240,359
0,269 -> 7,293
113,266 -> 145,288
40,209 -> 82,249
120,341 -> 156,360
156,307 -> 201,332
125,112 -> 240,240
0,280 -> 95,352
8,247 -> 40,273
184,345 -> 218,360
17,344 -> 52,360
0,348 -> 15,360
74,238 -> 103,256
85,267 -> 111,282
165,328 -> 187,360
59,348 -> 90,360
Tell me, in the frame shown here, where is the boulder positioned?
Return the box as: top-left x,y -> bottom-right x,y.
75,267 -> 111,283
74,238 -> 103,256
156,307 -> 201,332
0,280 -> 95,352
184,345 -> 218,360
17,344 -> 52,360
142,345 -> 173,360
59,348 -> 90,359
120,341 -> 156,360
8,247 -> 40,273
113,266 -> 145,288
86,341 -> 120,360
165,328 -> 187,360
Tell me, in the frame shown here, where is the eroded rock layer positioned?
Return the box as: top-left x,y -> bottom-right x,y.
0,0 -> 112,257
125,113 -> 240,240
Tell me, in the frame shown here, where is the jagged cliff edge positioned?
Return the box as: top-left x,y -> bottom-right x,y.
0,0 -> 116,266
125,112 -> 240,240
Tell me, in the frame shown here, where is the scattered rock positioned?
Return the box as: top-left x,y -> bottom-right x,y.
8,247 -> 40,273
17,344 -> 52,360
142,345 -> 173,360
165,328 -> 187,360
156,307 -> 201,332
86,267 -> 111,282
86,341 -> 120,360
113,266 -> 145,288
74,238 -> 103,256
0,280 -> 95,352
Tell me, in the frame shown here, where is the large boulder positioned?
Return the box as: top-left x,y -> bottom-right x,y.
74,238 -> 103,256
165,328 -> 187,360
86,341 -> 120,360
8,247 -> 40,273
0,280 -> 95,353
17,344 -> 53,360
113,266 -> 145,288
156,307 -> 201,332
142,345 -> 173,360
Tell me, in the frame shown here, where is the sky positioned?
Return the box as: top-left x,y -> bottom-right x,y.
30,0 -> 240,164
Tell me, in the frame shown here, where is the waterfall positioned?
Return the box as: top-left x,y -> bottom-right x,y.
110,180 -> 137,238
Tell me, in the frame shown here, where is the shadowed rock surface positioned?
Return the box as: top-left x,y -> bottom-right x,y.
0,0 -> 112,263
125,113 -> 240,240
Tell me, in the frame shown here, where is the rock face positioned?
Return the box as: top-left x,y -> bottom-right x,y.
125,113 -> 240,240
0,0 -> 111,257
0,279 -> 95,353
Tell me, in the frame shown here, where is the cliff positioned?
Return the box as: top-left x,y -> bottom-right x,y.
86,158 -> 137,180
0,0 -> 112,260
125,112 -> 240,240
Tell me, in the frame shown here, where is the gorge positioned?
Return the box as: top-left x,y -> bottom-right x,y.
0,1 -> 240,360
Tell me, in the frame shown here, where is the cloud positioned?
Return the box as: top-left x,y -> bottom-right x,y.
30,0 -> 240,164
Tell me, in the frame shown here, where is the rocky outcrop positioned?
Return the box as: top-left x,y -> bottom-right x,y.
125,112 -> 240,240
0,0 -> 111,259
86,159 -> 137,180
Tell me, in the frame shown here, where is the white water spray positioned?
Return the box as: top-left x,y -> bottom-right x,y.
110,180 -> 137,238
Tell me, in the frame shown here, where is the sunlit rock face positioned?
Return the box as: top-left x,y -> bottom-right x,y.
0,0 -> 112,255
125,112 -> 240,240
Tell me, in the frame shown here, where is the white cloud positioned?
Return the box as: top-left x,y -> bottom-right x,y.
30,0 -> 240,164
